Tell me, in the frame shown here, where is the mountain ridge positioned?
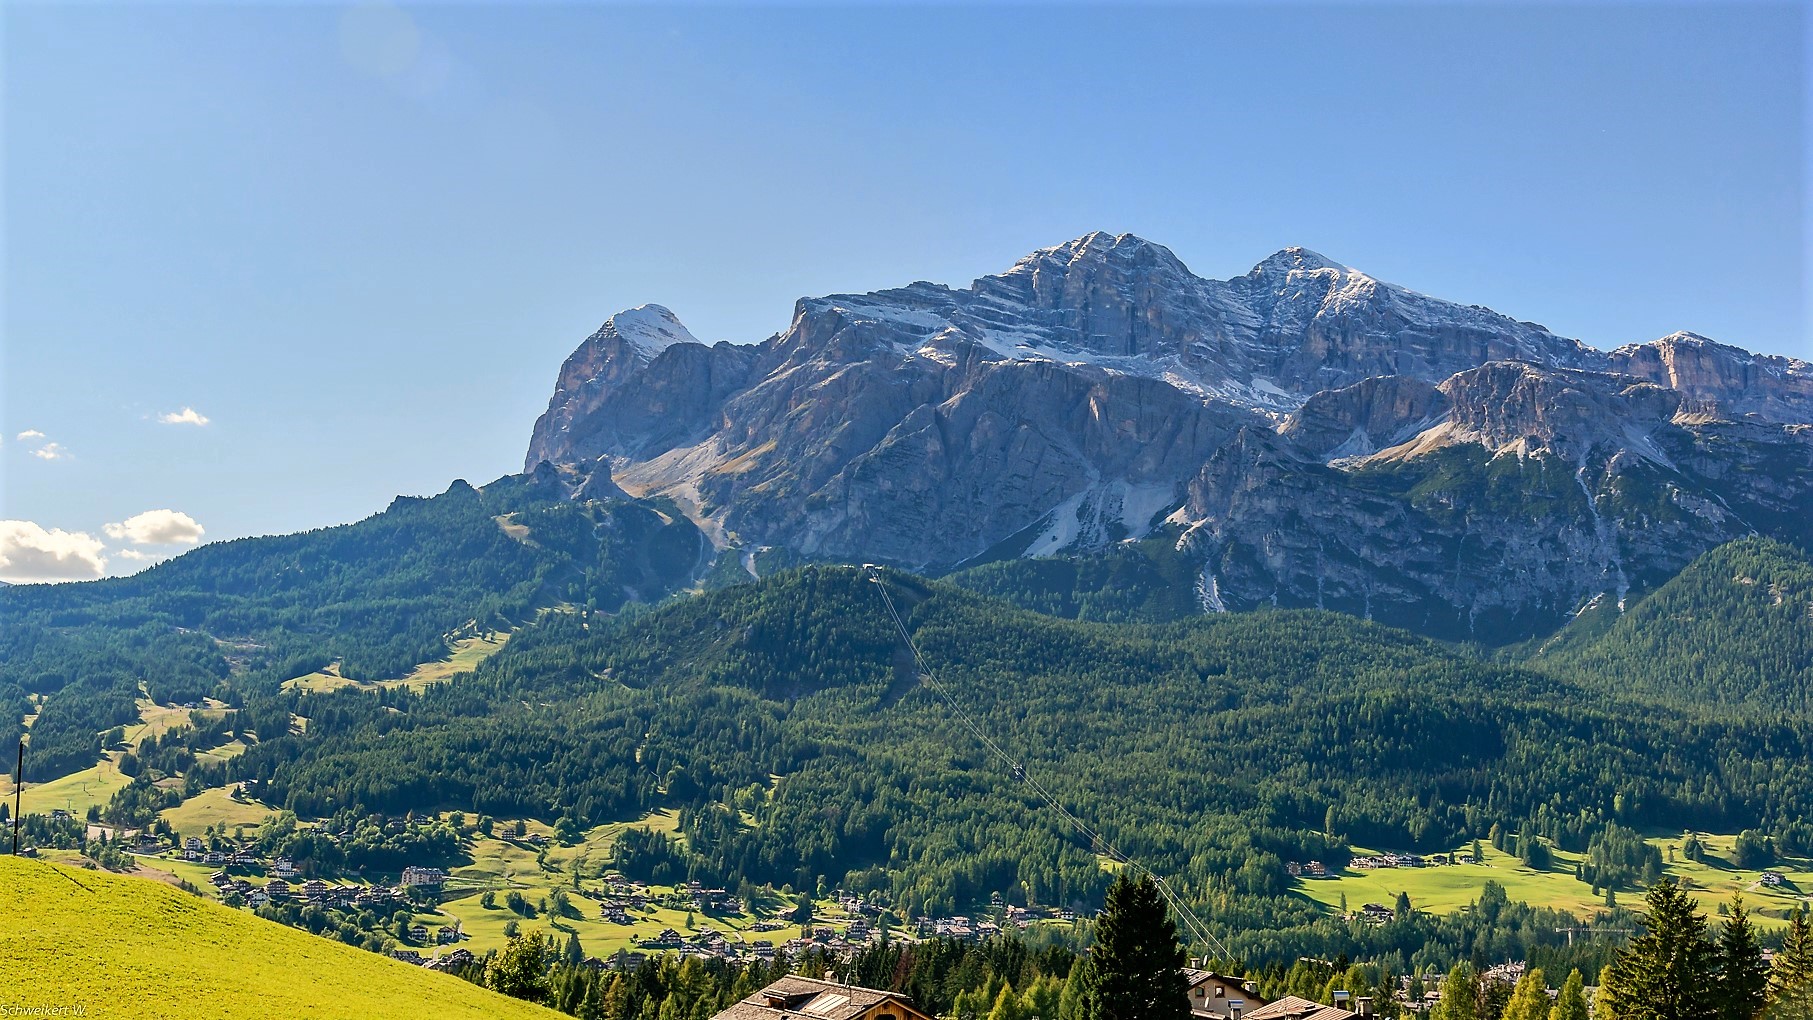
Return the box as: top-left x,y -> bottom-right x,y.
526,233 -> 1813,641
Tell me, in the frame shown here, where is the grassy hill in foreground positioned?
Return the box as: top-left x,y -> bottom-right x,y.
1,855 -> 560,1020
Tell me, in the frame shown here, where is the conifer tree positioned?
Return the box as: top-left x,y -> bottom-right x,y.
1083,873 -> 1190,1020
988,984 -> 1030,1020
576,977 -> 605,1020
601,974 -> 631,1020
1058,957 -> 1091,1020
1599,879 -> 1716,1020
1773,908 -> 1813,1003
1717,895 -> 1769,1020
1504,968 -> 1549,1020
1431,964 -> 1480,1020
1550,970 -> 1589,1020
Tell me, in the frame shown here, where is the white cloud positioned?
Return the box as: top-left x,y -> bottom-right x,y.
0,521 -> 107,583
104,509 -> 206,546
157,407 -> 210,426
115,548 -> 154,561
15,429 -> 45,442
30,442 -> 68,461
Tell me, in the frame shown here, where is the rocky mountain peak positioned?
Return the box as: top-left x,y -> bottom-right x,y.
1249,246 -> 1350,278
523,234 -> 1813,636
990,231 -> 1198,323
599,304 -> 700,361
1005,231 -> 1192,277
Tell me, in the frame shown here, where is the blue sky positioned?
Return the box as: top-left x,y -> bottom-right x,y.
1,2 -> 1805,580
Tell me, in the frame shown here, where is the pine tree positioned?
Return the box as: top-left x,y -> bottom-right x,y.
1773,907 -> 1813,1003
1717,895 -> 1768,1020
564,930 -> 585,967
1598,963 -> 1624,1020
1482,975 -> 1515,1020
1431,964 -> 1479,1020
988,984 -> 1030,1020
576,976 -> 605,1020
1550,970 -> 1589,1020
1027,978 -> 1063,1020
1058,957 -> 1091,1020
1505,969 -> 1549,1020
1600,879 -> 1716,1020
1083,873 -> 1190,1020
602,975 -> 632,1020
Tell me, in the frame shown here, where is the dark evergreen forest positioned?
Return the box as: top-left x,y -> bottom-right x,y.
5,473 -> 1811,968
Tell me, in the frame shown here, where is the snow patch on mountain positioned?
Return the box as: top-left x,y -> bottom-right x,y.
606,305 -> 700,360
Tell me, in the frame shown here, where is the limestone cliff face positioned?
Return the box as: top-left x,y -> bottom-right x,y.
1278,376 -> 1448,459
1435,363 -> 1682,462
1608,332 -> 1813,422
1182,363 -> 1812,639
524,234 -> 1813,638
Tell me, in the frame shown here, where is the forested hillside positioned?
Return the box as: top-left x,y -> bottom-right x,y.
11,475 -> 1813,969
0,470 -> 706,783
945,538 -> 1201,623
1532,537 -> 1813,713
213,566 -> 1813,962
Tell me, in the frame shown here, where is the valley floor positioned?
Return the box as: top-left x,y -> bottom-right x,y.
1298,834 -> 1813,926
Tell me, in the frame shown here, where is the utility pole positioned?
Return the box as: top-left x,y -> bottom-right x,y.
12,740 -> 22,856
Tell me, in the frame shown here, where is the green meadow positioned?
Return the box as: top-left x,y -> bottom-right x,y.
1297,833 -> 1813,925
434,811 -> 831,958
1,854 -> 563,1020
283,633 -> 512,694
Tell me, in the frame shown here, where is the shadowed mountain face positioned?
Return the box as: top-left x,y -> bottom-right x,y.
526,233 -> 1813,641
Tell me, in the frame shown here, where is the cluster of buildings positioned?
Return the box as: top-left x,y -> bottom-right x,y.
630,922 -> 871,964
165,836 -> 453,917
1348,903 -> 1399,926
204,869 -> 417,913
175,835 -> 300,876
594,874 -> 654,923
391,947 -> 478,969
683,880 -> 742,914
910,915 -> 1003,941
1349,852 -> 1471,870
702,962 -> 1586,1020
1181,971 -> 1387,1020
592,875 -> 744,923
1289,851 -> 1475,879
702,972 -> 1364,1020
1349,853 -> 1428,870
638,927 -> 740,955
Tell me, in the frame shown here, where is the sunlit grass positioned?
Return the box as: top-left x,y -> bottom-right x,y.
1296,833 -> 1813,926
1,854 -> 563,1019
